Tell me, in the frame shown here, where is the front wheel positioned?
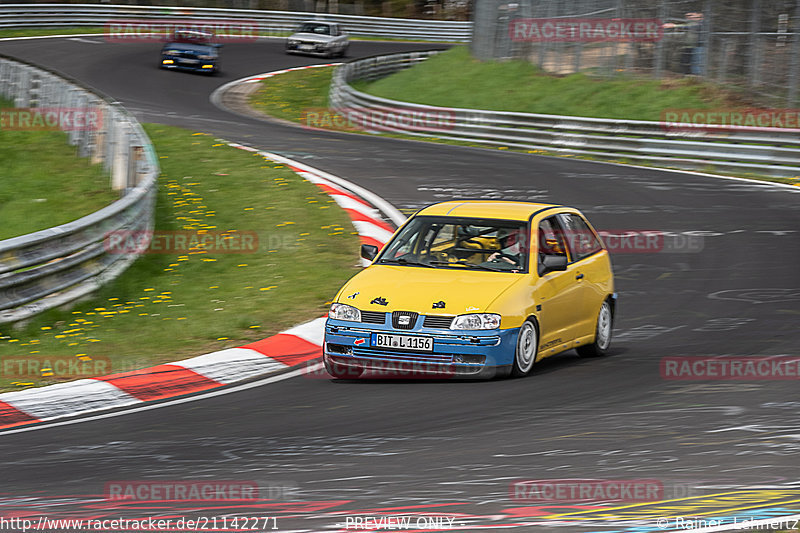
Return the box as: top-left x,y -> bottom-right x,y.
511,319 -> 538,377
577,300 -> 613,357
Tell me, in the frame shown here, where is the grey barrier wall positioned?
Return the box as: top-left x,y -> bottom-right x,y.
0,4 -> 471,42
0,54 -> 158,325
329,51 -> 800,178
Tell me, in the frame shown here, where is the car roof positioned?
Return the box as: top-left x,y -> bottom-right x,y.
415,200 -> 562,222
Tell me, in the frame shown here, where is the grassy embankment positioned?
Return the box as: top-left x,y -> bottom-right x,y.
0,124 -> 360,391
248,46 -> 798,185
0,98 -> 115,239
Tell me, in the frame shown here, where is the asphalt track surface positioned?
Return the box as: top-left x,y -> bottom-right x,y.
1,37 -> 799,533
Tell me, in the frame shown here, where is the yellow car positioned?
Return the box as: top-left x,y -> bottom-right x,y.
324,201 -> 616,379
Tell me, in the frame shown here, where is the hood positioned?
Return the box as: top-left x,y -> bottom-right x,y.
163,43 -> 215,54
335,265 -> 524,315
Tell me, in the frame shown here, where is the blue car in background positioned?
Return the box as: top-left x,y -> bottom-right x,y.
160,30 -> 221,75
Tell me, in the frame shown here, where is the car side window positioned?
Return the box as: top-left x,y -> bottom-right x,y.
537,216 -> 569,261
558,213 -> 603,261
330,25 -> 339,36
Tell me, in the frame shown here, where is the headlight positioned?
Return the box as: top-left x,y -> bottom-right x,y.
450,313 -> 501,330
329,303 -> 361,322
288,39 -> 299,45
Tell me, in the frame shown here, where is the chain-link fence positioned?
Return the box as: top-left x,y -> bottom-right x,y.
471,0 -> 800,105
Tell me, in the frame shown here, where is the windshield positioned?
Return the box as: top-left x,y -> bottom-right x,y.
377,216 -> 529,272
298,23 -> 331,35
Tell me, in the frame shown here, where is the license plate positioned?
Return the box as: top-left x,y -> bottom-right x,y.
372,333 -> 433,352
180,58 -> 199,64
299,44 -> 315,50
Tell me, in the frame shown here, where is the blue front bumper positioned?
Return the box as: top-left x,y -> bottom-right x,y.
324,317 -> 519,378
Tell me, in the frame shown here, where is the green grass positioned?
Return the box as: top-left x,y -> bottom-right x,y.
0,101 -> 116,240
250,67 -> 337,125
0,28 -> 106,39
247,63 -> 800,187
353,46 -> 739,121
0,124 -> 360,391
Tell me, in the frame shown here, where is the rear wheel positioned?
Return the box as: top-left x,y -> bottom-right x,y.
511,319 -> 538,377
577,300 -> 613,357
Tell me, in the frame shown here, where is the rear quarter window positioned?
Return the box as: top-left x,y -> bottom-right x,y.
559,213 -> 603,261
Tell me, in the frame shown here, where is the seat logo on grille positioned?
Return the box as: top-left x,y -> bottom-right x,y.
398,316 -> 411,326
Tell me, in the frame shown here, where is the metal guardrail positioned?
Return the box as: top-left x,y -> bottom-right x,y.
330,51 -> 800,178
0,54 -> 158,325
0,4 -> 471,42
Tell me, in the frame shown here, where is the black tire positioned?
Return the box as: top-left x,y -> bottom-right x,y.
511,319 -> 538,377
324,355 -> 364,379
577,299 -> 613,357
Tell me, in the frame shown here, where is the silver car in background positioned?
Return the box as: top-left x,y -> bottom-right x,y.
286,21 -> 349,58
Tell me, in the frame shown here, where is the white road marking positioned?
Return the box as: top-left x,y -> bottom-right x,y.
0,364 -> 322,437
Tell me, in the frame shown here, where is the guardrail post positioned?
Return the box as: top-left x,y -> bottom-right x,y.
14,65 -> 30,108
67,88 -> 80,147
91,104 -> 105,165
28,72 -> 41,108
0,61 -> 10,99
105,106 -> 117,174
77,93 -> 91,157
111,116 -> 129,191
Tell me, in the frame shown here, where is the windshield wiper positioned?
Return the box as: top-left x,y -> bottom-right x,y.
379,258 -> 436,268
428,260 -> 505,272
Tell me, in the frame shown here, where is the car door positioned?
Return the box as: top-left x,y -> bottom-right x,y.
557,212 -> 612,338
532,215 -> 583,355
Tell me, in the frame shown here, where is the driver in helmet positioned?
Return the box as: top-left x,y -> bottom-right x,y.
488,227 -> 525,267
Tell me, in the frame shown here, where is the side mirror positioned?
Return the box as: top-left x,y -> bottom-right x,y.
361,244 -> 378,261
538,254 -> 567,276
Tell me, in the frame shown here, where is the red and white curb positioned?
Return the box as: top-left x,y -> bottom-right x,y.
239,63 -> 343,83
0,150 -> 404,431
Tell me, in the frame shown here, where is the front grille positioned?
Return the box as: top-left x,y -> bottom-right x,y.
392,311 -> 419,330
360,310 -> 386,324
353,347 -> 451,363
423,315 -> 454,329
